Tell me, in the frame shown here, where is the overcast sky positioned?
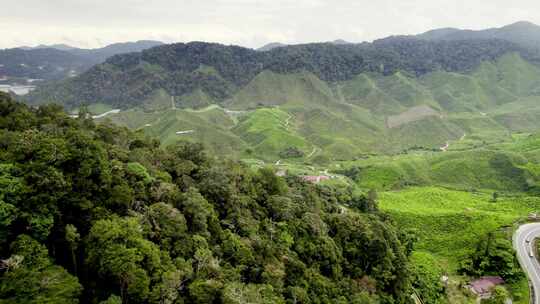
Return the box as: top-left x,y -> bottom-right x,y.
1,0 -> 539,49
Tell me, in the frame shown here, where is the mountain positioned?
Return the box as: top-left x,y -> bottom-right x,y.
25,35 -> 540,160
415,28 -> 462,40
330,39 -> 352,45
0,48 -> 90,81
0,40 -> 164,81
256,40 -> 351,52
68,40 -> 165,62
29,37 -> 538,109
417,21 -> 540,50
257,42 -> 287,51
19,43 -> 78,51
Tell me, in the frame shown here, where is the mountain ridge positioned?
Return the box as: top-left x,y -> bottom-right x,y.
18,43 -> 79,51
0,40 -> 164,81
22,22 -> 540,160
65,51 -> 540,160
417,21 -> 540,50
29,37 -> 538,109
257,42 -> 287,51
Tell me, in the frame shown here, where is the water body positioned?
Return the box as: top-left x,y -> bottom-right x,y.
0,85 -> 36,96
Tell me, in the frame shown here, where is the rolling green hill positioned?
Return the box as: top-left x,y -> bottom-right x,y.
99,106 -> 247,157
337,131 -> 540,193
78,51 -> 540,161
233,108 -> 310,158
28,37 -> 539,109
21,34 -> 540,162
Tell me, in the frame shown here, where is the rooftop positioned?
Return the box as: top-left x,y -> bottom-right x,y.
470,276 -> 504,295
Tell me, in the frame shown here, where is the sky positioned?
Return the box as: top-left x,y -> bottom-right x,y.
1,0 -> 539,49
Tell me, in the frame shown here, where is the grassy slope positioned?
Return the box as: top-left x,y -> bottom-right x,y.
346,147 -> 534,192
349,134 -> 540,303
386,117 -> 464,151
100,107 -> 247,156
227,69 -> 463,156
87,103 -> 114,115
340,72 -> 438,115
91,53 -> 540,162
233,107 -> 310,159
380,187 -> 538,303
228,71 -> 386,159
335,53 -> 540,154
227,70 -> 336,110
379,187 -> 540,270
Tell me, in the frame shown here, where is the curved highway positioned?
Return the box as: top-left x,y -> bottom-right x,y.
513,223 -> 540,304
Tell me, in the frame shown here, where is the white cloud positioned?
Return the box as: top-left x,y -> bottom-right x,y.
0,0 -> 539,49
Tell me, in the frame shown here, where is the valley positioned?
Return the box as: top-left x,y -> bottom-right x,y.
259,130 -> 540,303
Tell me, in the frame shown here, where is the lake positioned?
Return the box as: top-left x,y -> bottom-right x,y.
0,85 -> 36,95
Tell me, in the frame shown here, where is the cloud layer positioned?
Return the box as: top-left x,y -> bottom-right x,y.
1,0 -> 539,49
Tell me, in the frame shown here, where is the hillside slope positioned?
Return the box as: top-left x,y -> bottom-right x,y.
28,38 -> 538,109
55,51 -> 540,160
23,29 -> 540,160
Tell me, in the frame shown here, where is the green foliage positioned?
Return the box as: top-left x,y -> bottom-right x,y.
0,95 -> 414,303
279,146 -> 305,159
126,162 -> 154,184
459,232 -> 522,282
65,224 -> 80,274
86,216 -> 169,302
222,282 -> 285,304
233,107 -> 309,159
508,276 -> 530,304
409,252 -> 446,304
99,295 -> 122,304
0,164 -> 22,246
33,52 -> 540,161
383,188 -> 536,267
348,192 -> 378,213
0,235 -> 82,303
346,148 -> 536,192
29,38 -> 537,109
482,286 -> 510,304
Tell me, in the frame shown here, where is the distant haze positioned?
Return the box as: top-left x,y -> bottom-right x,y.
1,0 -> 540,49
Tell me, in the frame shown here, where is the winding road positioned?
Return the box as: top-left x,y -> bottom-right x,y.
514,223 -> 540,304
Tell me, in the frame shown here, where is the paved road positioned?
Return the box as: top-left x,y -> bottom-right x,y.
513,223 -> 540,304
92,109 -> 120,119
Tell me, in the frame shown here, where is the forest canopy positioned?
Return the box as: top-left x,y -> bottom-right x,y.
28,37 -> 540,109
0,92 -> 415,304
